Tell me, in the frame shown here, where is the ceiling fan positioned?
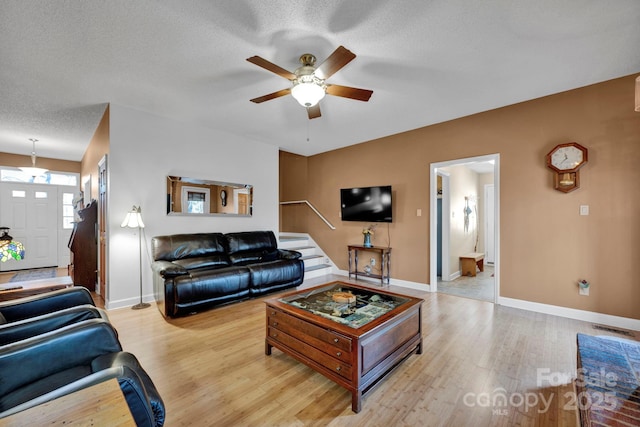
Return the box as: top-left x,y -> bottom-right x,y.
247,45 -> 373,119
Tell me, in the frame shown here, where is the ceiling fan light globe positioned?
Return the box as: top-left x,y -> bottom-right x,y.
291,81 -> 325,107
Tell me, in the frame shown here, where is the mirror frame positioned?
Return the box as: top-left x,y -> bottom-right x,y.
166,175 -> 253,217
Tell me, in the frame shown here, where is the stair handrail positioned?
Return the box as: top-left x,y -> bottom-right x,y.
280,200 -> 336,230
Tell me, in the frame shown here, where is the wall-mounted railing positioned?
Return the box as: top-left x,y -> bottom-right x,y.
280,200 -> 336,230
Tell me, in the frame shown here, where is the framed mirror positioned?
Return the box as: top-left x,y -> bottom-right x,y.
166,176 -> 253,216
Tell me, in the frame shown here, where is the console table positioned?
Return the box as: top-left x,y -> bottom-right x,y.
348,245 -> 391,285
0,276 -> 73,302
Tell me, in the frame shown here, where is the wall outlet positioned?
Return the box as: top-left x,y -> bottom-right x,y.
370,258 -> 376,266
579,286 -> 589,296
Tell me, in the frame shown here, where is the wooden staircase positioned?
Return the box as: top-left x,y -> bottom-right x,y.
279,233 -> 334,279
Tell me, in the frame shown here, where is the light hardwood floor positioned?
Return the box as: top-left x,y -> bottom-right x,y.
1,271 -> 637,426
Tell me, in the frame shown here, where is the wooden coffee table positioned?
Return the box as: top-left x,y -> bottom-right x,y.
265,281 -> 423,412
0,276 -> 73,301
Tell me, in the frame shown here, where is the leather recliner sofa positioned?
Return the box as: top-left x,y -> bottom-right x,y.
151,230 -> 304,317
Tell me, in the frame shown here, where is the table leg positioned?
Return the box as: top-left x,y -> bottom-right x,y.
348,248 -> 353,280
354,249 -> 359,281
352,390 -> 362,413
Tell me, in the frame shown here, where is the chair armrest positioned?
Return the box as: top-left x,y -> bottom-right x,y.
0,352 -> 165,427
0,305 -> 109,346
0,287 -> 95,322
278,249 -> 302,260
0,319 -> 121,398
151,260 -> 188,278
93,352 -> 166,427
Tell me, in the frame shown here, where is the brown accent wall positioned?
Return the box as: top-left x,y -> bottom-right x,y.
280,73 -> 640,320
0,152 -> 80,172
81,104 -> 110,200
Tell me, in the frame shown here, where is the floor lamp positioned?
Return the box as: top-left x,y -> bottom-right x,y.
121,206 -> 150,310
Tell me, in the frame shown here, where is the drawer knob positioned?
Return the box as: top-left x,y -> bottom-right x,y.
271,311 -> 276,315
336,366 -> 341,371
273,322 -> 278,326
272,333 -> 278,338
333,338 -> 339,343
336,351 -> 342,357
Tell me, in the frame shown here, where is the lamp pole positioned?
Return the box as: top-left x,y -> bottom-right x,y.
132,223 -> 150,310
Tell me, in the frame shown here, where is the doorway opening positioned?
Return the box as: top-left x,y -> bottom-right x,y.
429,154 -> 500,303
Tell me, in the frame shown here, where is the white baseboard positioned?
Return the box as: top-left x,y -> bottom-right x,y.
335,270 -> 430,292
106,294 -> 155,311
499,297 -> 640,332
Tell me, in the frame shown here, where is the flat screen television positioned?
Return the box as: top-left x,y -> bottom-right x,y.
340,185 -> 393,222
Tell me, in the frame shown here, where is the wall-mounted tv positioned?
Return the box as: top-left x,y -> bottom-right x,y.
340,185 -> 393,223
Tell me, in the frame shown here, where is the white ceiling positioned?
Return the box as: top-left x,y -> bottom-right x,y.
1,1 -> 639,162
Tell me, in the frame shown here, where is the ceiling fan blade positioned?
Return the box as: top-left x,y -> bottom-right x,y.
250,88 -> 291,103
246,56 -> 297,80
307,104 -> 321,119
326,84 -> 373,102
314,46 -> 356,80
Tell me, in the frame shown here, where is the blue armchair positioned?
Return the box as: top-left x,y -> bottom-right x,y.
0,318 -> 165,426
0,287 -> 95,322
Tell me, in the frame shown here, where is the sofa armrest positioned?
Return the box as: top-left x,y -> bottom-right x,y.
151,260 -> 189,278
278,249 -> 302,260
0,287 -> 95,322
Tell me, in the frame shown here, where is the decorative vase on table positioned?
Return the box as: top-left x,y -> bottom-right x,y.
363,233 -> 372,248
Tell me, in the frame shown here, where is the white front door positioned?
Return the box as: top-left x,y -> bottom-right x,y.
0,182 -> 58,271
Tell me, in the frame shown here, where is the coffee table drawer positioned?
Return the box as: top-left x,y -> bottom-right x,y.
267,308 -> 352,353
268,327 -> 352,380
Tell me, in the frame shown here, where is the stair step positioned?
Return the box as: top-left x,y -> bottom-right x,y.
279,235 -> 309,242
285,245 -> 315,251
305,264 -> 332,272
301,254 -> 324,267
304,263 -> 333,279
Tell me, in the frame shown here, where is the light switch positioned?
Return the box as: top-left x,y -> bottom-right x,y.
417,209 -> 422,217
580,205 -> 589,216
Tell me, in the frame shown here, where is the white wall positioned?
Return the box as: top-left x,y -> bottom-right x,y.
107,104 -> 279,309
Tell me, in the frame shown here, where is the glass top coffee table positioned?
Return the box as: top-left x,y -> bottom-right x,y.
265,281 -> 423,413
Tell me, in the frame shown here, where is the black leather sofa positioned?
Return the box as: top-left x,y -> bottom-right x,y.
151,230 -> 304,317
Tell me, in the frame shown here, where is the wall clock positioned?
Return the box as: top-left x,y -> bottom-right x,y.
545,142 -> 588,193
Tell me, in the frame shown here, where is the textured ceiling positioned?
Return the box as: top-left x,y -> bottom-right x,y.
1,1 -> 639,161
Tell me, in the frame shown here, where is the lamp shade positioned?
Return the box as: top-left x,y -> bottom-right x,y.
0,227 -> 25,262
18,166 -> 49,178
121,206 -> 145,228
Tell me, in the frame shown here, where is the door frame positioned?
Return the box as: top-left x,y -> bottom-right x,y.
98,155 -> 108,300
429,153 -> 500,303
436,170 -> 450,281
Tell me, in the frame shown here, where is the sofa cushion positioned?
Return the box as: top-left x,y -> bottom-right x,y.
247,259 -> 304,295
152,233 -> 227,262
225,231 -> 277,255
173,255 -> 230,270
173,267 -> 251,305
